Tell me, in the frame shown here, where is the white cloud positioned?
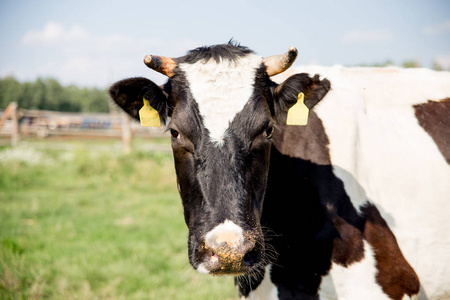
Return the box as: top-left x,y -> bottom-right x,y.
422,20 -> 450,35
341,30 -> 394,44
22,22 -> 88,44
21,21 -> 160,55
18,22 -> 201,87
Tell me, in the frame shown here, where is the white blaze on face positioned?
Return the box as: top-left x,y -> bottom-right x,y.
205,219 -> 244,248
179,54 -> 263,145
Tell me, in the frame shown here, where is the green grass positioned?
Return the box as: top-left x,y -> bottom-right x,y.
0,140 -> 235,299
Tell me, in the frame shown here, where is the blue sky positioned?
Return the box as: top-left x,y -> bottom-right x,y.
1,0 -> 449,88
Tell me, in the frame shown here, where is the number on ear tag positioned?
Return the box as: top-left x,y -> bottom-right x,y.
139,96 -> 161,127
286,92 -> 309,126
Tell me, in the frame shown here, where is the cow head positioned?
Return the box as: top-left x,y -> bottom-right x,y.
109,42 -> 330,276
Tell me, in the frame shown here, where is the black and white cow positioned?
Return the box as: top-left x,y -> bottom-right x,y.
109,42 -> 450,300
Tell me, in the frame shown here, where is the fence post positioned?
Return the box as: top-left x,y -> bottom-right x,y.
122,114 -> 132,154
10,103 -> 19,147
0,102 -> 19,147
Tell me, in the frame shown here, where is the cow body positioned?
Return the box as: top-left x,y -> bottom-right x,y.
109,43 -> 450,300
239,66 -> 450,300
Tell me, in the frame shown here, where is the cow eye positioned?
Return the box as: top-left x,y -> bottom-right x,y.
170,129 -> 180,139
265,126 -> 274,140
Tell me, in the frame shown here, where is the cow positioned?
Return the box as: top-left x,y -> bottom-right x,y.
108,41 -> 450,300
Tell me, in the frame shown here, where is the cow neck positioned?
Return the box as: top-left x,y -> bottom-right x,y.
244,110 -> 419,299
249,110 -> 365,297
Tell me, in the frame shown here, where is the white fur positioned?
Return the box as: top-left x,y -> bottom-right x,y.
333,166 -> 369,214
196,263 -> 209,274
179,54 -> 262,145
242,265 -> 279,300
320,241 -> 391,300
205,219 -> 244,247
403,294 -> 419,300
275,66 -> 450,299
319,272 -> 338,300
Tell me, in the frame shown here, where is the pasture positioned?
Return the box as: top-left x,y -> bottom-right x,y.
0,138 -> 235,299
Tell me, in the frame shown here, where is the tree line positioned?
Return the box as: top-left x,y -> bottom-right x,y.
0,76 -> 111,113
357,59 -> 448,70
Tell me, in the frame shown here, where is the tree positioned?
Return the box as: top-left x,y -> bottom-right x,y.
0,76 -> 23,108
401,60 -> 420,68
20,82 -> 37,109
0,76 -> 110,113
32,78 -> 46,110
357,60 -> 394,67
432,60 -> 444,71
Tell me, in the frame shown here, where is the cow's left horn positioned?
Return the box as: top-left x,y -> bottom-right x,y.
143,55 -> 177,77
263,47 -> 298,76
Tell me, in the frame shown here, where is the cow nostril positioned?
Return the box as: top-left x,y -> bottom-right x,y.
243,247 -> 259,267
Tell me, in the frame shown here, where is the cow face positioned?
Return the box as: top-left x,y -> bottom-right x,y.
109,43 -> 330,276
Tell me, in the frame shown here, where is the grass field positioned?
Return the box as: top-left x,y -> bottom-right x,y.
0,139 -> 235,299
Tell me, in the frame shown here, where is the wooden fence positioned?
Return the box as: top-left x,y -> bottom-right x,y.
0,103 -> 167,152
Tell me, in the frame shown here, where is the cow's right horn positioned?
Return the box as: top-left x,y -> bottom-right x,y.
263,47 -> 298,76
144,55 -> 177,77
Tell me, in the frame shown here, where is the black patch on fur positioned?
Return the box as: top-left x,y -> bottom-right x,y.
177,41 -> 253,64
259,122 -> 363,298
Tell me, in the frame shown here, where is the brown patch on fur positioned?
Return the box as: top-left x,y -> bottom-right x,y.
361,204 -> 420,300
414,98 -> 450,165
330,215 -> 365,266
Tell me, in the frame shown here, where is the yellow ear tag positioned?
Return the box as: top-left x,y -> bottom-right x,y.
139,96 -> 161,127
286,92 -> 309,126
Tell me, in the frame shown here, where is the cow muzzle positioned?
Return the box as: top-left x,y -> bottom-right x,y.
195,220 -> 262,275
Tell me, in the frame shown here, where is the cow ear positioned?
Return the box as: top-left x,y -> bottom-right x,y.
273,73 -> 331,122
109,77 -> 169,124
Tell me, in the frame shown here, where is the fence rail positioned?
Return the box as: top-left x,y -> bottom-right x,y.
0,104 -> 168,151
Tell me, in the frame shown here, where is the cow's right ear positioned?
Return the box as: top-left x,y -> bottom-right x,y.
108,77 -> 169,124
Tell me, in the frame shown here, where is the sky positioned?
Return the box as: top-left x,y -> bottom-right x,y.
0,0 -> 449,88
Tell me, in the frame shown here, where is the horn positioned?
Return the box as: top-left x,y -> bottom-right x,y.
143,55 -> 177,77
263,47 -> 298,76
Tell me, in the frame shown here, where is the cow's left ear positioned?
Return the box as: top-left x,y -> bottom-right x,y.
273,73 -> 331,123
